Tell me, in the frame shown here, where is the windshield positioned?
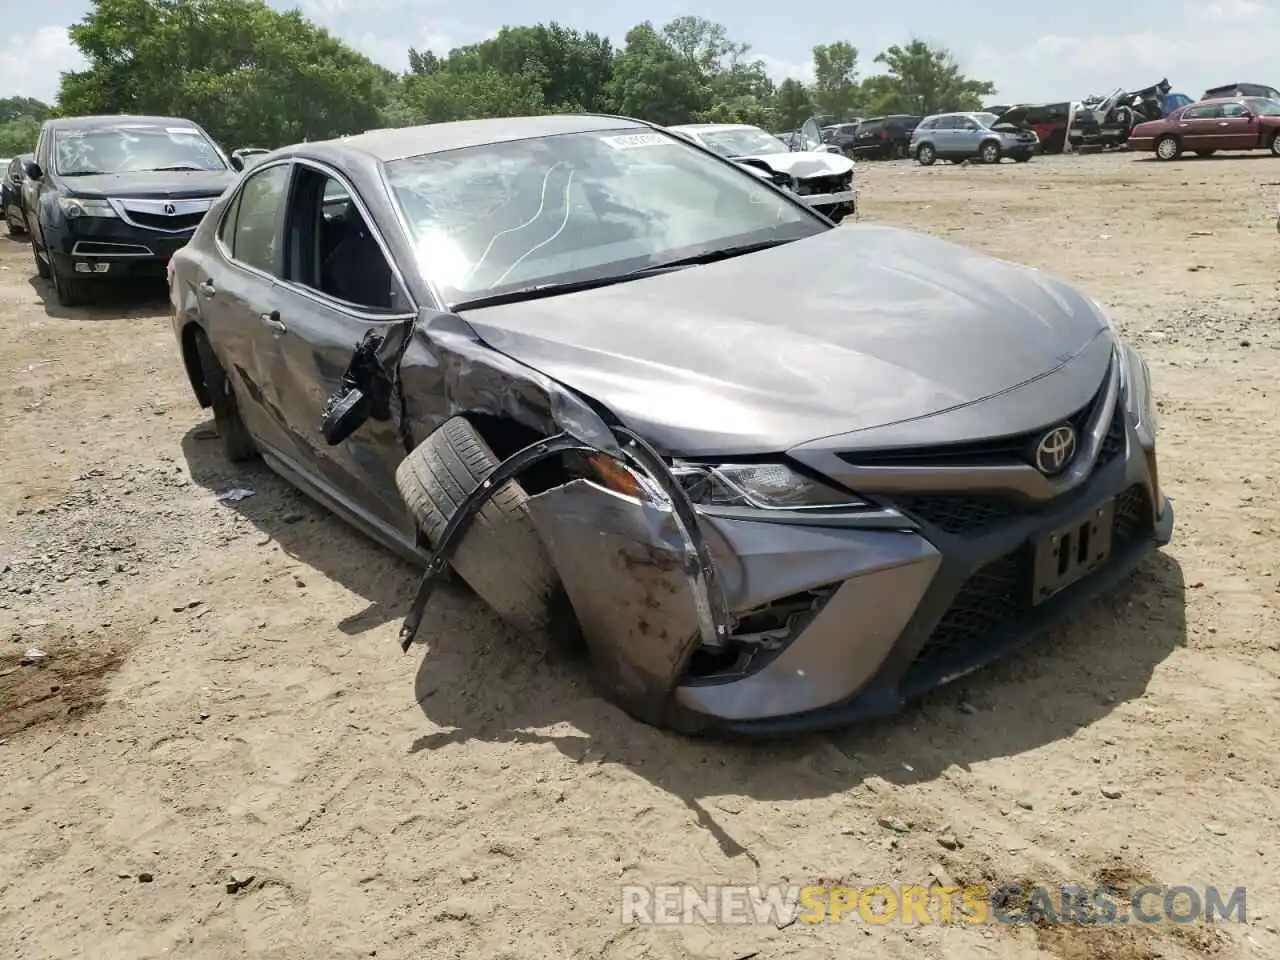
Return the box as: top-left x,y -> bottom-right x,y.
696,127 -> 790,157
385,126 -> 823,306
974,113 -> 1000,128
1247,98 -> 1280,115
53,124 -> 226,176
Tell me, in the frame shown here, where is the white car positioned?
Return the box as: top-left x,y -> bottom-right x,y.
668,119 -> 857,223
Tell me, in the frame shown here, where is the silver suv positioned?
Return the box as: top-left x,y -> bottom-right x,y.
910,112 -> 1039,165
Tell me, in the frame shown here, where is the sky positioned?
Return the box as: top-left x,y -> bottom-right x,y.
2,0 -> 1278,109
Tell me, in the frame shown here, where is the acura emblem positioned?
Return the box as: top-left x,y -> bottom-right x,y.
163,202 -> 176,215
1034,425 -> 1077,476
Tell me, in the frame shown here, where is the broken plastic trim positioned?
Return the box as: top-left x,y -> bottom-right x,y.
397,425 -> 732,657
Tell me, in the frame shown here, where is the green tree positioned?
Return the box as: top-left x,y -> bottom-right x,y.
607,22 -> 707,125
871,39 -> 995,116
0,97 -> 52,125
59,0 -> 392,148
772,78 -> 815,130
0,119 -> 41,155
811,42 -> 860,119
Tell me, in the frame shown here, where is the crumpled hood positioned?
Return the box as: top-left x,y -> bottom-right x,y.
62,170 -> 235,200
738,151 -> 854,178
459,224 -> 1110,456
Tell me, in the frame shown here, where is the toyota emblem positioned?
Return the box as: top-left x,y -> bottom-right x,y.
1034,425 -> 1077,476
163,202 -> 176,215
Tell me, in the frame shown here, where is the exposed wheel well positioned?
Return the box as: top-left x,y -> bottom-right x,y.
461,412 -> 572,495
181,322 -> 211,408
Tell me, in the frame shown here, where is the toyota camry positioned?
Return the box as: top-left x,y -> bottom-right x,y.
167,114 -> 1172,735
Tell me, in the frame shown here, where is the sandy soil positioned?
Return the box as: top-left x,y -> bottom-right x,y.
1,150 -> 1279,960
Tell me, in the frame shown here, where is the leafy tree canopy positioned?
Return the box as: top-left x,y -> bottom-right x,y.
51,1 -> 996,148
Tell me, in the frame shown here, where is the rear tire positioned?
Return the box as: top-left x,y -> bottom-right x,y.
395,416 -> 558,638
1270,132 -> 1280,157
916,143 -> 936,166
192,327 -> 258,463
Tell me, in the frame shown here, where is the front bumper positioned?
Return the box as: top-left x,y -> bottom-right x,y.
45,219 -> 194,280
798,189 -> 856,218
525,406 -> 1171,735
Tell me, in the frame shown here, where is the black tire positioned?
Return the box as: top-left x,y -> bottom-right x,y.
49,254 -> 91,307
395,416 -> 558,638
1155,136 -> 1181,161
916,143 -> 936,166
1013,154 -> 1031,163
979,140 -> 1002,164
30,234 -> 49,279
892,140 -> 908,160
6,215 -> 25,236
192,327 -> 258,462
1270,132 -> 1280,157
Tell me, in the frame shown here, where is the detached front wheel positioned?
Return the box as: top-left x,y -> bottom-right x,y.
395,416 -> 559,638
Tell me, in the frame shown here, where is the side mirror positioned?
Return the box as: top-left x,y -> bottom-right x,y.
23,160 -> 42,180
1244,113 -> 1255,123
229,154 -> 244,171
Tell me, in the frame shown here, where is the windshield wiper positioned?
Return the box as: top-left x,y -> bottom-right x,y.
449,238 -> 800,311
145,164 -> 207,172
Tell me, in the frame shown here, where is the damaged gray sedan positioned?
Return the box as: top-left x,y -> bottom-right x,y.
168,115 -> 1173,735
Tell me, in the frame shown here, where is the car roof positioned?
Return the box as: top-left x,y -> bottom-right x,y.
326,115 -> 659,162
42,114 -> 206,131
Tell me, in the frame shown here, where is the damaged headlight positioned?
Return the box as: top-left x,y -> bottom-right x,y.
671,461 -> 866,511
585,456 -> 866,511
58,196 -> 117,219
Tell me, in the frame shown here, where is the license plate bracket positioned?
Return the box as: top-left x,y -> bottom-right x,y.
1031,499 -> 1115,605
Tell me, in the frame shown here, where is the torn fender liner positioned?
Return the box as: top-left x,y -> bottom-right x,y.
397,426 -> 730,702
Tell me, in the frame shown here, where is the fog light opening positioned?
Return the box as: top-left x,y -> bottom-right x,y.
74,261 -> 110,274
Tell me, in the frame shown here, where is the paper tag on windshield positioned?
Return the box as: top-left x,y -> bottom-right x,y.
599,133 -> 671,150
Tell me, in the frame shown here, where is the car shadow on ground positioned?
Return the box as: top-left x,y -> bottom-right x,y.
1132,153 -> 1276,163
180,423 -> 430,636
180,419 -> 1187,856
24,270 -> 169,321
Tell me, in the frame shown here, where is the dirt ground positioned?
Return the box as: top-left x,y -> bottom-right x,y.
2,150 -> 1279,960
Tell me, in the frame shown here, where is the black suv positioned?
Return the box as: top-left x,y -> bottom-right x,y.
21,114 -> 241,307
849,115 -> 922,159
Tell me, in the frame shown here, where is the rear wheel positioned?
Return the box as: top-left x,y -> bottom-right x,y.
1270,132 -> 1280,157
192,326 -> 258,462
892,140 -> 908,160
395,416 -> 559,638
916,143 -> 936,166
1155,136 -> 1181,161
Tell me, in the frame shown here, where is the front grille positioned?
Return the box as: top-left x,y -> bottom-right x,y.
797,172 -> 852,195
903,483 -> 1153,682
124,210 -> 204,231
891,401 -> 1129,535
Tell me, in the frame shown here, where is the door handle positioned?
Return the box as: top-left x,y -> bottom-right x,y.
200,278 -> 215,298
260,310 -> 286,333
1218,121 -> 1229,126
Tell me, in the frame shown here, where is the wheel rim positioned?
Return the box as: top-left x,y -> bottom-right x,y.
983,144 -> 998,162
919,146 -> 933,163
1157,139 -> 1177,159
1271,136 -> 1280,156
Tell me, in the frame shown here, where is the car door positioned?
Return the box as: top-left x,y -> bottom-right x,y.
936,116 -> 964,156
952,116 -> 984,156
260,160 -> 419,543
1217,101 -> 1258,150
1176,103 -> 1225,150
200,160 -> 297,453
22,129 -> 52,250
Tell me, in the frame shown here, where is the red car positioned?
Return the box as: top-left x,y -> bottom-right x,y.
1128,96 -> 1280,159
